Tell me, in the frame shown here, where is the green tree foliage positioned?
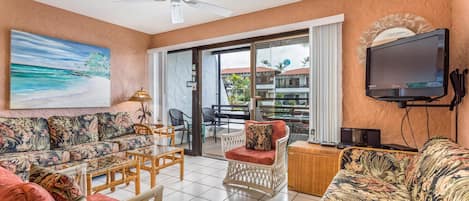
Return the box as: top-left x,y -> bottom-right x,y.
226,74 -> 250,104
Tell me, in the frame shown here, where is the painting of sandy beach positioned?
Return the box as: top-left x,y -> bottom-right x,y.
10,30 -> 111,109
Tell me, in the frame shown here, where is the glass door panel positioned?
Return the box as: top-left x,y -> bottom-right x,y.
166,50 -> 194,153
201,47 -> 250,158
254,35 -> 310,143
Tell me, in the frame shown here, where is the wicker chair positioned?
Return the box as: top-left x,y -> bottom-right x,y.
221,126 -> 289,195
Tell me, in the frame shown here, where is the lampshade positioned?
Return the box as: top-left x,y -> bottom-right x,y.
129,88 -> 152,102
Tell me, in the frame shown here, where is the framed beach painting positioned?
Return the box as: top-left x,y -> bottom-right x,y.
10,30 -> 111,109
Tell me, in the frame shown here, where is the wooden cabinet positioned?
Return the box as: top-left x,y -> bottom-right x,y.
288,141 -> 341,196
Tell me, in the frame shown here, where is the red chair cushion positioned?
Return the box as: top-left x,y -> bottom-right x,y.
245,120 -> 286,149
225,146 -> 276,165
0,165 -> 23,185
87,193 -> 118,201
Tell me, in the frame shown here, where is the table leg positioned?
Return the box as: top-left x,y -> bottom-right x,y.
180,151 -> 184,181
150,158 -> 156,188
86,174 -> 92,196
110,171 -> 115,192
135,161 -> 141,195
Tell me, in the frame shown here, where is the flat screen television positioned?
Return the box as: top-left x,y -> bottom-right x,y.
366,29 -> 449,102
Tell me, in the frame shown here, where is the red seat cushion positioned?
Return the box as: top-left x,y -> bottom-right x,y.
245,120 -> 286,149
87,193 -> 118,201
225,146 -> 276,165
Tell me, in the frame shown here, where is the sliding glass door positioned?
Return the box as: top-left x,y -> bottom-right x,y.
166,50 -> 196,153
253,35 -> 310,142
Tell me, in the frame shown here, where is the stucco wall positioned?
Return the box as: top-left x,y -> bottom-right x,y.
151,0 -> 454,148
452,0 -> 469,147
0,0 -> 151,119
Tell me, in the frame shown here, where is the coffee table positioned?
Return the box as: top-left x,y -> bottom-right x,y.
126,145 -> 184,187
85,156 -> 140,196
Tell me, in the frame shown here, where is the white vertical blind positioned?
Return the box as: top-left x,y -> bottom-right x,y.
149,51 -> 168,124
310,22 -> 343,144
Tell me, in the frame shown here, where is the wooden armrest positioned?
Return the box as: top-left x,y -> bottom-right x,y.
133,124 -> 153,135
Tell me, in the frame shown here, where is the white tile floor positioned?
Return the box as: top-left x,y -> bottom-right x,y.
93,155 -> 321,201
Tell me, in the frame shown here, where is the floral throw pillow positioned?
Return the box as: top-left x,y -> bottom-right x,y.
246,124 -> 273,151
29,165 -> 85,201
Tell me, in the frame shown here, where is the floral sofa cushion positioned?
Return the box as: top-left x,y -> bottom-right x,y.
97,112 -> 135,140
48,114 -> 99,149
0,117 -> 50,153
66,141 -> 119,161
321,170 -> 411,201
340,147 -> 415,185
0,154 -> 30,181
104,134 -> 152,151
405,137 -> 469,201
0,150 -> 71,181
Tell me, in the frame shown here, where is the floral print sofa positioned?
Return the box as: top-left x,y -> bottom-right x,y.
321,137 -> 469,201
0,112 -> 153,181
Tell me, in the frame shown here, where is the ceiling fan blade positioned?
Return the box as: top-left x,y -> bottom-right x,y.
183,0 -> 233,17
171,0 -> 184,24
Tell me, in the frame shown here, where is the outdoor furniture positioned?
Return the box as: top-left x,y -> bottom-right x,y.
126,145 -> 184,188
169,109 -> 192,148
202,107 -> 231,143
212,105 -> 250,122
221,122 -> 290,195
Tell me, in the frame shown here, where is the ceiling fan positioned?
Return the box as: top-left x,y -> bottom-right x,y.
115,0 -> 233,24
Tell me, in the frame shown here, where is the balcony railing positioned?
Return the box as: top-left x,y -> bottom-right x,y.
275,84 -> 309,88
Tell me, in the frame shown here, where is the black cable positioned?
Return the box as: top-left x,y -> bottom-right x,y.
405,107 -> 418,149
400,108 -> 410,147
425,106 -> 430,139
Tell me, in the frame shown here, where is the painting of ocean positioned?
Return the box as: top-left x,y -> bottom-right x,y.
10,30 -> 111,109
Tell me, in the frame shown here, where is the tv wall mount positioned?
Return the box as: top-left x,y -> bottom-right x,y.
398,68 -> 468,111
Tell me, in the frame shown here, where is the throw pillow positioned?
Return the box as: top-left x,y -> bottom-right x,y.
246,124 -> 273,151
245,120 -> 287,149
29,165 -> 85,201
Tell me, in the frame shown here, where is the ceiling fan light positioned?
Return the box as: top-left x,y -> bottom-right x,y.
171,0 -> 184,24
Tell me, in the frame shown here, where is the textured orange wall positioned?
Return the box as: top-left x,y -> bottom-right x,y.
452,0 -> 469,148
0,0 -> 151,119
151,0 -> 453,148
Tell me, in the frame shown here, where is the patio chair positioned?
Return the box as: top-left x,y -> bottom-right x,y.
202,107 -> 230,143
169,109 -> 192,149
221,121 -> 289,195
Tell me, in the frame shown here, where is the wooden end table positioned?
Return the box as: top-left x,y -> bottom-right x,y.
126,145 -> 184,188
134,124 -> 176,146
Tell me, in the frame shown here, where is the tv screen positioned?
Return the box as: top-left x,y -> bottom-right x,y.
366,29 -> 449,101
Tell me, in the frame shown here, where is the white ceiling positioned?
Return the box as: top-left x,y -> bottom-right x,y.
35,0 -> 301,34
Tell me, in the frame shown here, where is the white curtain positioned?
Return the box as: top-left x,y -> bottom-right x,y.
309,22 -> 343,144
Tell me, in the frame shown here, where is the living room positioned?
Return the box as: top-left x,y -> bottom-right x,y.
0,0 -> 468,201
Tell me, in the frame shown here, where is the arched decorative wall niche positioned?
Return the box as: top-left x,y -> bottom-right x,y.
358,13 -> 434,65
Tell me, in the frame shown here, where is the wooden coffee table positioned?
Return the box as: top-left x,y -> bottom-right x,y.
126,145 -> 184,187
53,155 -> 140,195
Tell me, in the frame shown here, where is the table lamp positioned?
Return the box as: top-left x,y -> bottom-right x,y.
129,88 -> 152,124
